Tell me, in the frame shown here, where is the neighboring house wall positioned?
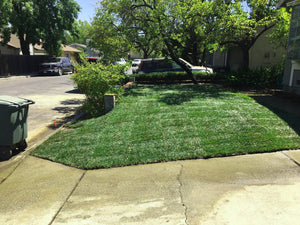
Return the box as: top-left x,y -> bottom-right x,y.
62,51 -> 77,61
61,45 -> 81,62
279,1 -> 300,95
0,45 -> 19,55
249,29 -> 286,69
0,34 -> 21,55
69,43 -> 99,57
212,28 -> 286,71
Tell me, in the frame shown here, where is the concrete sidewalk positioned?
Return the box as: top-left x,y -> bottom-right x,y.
0,150 -> 299,225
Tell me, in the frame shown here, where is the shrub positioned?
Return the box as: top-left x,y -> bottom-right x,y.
72,60 -> 127,117
134,71 -> 216,84
218,63 -> 284,89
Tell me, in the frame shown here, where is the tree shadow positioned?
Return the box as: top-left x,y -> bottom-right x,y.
158,84 -> 231,105
52,99 -> 84,114
123,84 -> 231,105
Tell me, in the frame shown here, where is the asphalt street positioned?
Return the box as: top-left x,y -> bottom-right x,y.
0,74 -> 85,155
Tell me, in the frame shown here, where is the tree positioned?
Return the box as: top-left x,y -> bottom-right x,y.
215,0 -> 290,70
127,0 -> 217,83
9,0 -> 39,55
92,0 -> 216,83
36,0 -> 80,56
90,0 -> 162,60
9,0 -> 80,56
65,20 -> 92,45
89,7 -> 130,63
0,0 -> 12,43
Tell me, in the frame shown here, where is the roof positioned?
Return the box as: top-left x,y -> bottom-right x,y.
1,34 -> 81,53
62,45 -> 82,53
0,34 -> 20,49
277,0 -> 300,7
34,44 -> 44,51
69,43 -> 87,49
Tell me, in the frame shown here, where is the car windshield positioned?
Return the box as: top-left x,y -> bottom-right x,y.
179,58 -> 193,68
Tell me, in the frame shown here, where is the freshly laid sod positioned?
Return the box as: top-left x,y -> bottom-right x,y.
31,84 -> 300,169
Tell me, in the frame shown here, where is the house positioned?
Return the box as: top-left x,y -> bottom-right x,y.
1,34 -> 81,61
61,45 -> 81,62
0,34 -> 22,55
277,0 -> 300,95
209,28 -> 286,72
69,43 -> 99,57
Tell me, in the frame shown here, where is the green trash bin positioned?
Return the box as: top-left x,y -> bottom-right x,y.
0,96 -> 35,160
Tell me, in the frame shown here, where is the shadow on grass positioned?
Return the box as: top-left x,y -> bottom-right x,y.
251,95 -> 300,135
124,84 -> 231,105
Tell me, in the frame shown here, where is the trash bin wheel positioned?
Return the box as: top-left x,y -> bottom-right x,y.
16,140 -> 27,151
0,146 -> 12,161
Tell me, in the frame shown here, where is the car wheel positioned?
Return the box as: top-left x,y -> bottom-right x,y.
58,68 -> 63,76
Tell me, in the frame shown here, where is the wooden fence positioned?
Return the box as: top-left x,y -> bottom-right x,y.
0,55 -> 49,76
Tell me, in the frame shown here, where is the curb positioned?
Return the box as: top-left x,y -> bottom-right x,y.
0,74 -> 38,80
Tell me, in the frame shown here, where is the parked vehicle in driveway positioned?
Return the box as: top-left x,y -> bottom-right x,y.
84,56 -> 102,63
131,59 -> 141,74
39,57 -> 74,76
138,58 -> 213,74
138,58 -> 180,74
115,58 -> 126,65
178,58 -> 213,73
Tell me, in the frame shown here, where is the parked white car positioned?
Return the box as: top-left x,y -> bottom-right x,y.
178,58 -> 213,73
115,58 -> 126,65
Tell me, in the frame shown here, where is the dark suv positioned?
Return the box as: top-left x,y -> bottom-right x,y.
39,57 -> 74,76
138,58 -> 181,74
138,57 -> 213,74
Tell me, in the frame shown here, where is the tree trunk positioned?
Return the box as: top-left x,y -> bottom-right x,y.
173,56 -> 198,84
192,42 -> 198,65
163,39 -> 198,84
200,49 -> 207,66
18,30 -> 30,55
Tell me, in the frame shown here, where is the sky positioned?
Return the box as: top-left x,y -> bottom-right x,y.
76,0 -> 99,22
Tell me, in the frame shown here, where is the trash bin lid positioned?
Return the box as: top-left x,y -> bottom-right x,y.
0,95 -> 35,109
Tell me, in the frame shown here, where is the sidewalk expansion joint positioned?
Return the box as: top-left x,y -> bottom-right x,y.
281,151 -> 300,167
0,159 -> 24,185
48,170 -> 87,225
177,163 -> 188,225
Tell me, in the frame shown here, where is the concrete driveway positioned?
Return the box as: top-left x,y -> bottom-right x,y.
0,151 -> 299,225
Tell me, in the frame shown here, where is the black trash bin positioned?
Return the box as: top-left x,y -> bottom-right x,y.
0,96 -> 35,160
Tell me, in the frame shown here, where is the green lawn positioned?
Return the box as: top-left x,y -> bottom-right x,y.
31,84 -> 300,169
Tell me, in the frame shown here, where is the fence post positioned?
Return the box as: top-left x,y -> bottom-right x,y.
104,94 -> 115,113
